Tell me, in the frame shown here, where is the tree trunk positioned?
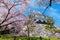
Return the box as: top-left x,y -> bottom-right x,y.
39,36 -> 42,40
13,36 -> 16,40
27,25 -> 30,40
49,38 -> 50,40
48,36 -> 50,40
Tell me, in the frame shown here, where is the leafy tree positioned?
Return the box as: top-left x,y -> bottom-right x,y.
45,16 -> 57,40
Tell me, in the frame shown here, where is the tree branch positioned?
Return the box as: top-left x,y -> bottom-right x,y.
0,3 -> 22,25
42,0 -> 52,16
2,20 -> 24,27
49,0 -> 52,6
5,12 -> 21,22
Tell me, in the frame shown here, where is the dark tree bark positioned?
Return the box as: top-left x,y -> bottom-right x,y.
49,0 -> 52,6
27,25 -> 30,40
39,36 -> 42,40
13,36 -> 17,40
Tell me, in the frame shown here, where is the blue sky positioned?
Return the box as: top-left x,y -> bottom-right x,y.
44,2 -> 60,26
10,0 -> 60,27
25,1 -> 60,27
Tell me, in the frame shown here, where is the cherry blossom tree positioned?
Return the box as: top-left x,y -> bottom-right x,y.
0,0 -> 30,35
0,0 -> 59,37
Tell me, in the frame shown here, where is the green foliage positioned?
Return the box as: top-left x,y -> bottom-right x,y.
45,25 -> 57,32
0,37 -> 60,40
45,25 -> 51,30
50,37 -> 60,40
46,17 -> 54,25
54,29 -> 60,33
29,14 -> 34,20
45,23 -> 60,33
45,25 -> 53,32
45,16 -> 58,33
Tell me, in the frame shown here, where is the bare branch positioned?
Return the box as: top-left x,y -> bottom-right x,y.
42,0 -> 52,17
49,0 -> 52,6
